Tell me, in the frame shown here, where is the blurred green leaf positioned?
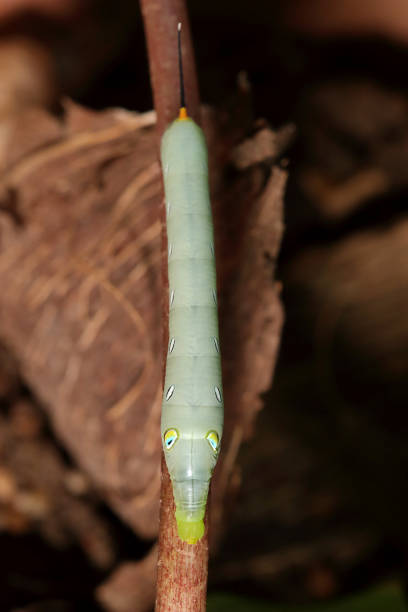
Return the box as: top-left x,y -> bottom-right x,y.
207,583 -> 406,612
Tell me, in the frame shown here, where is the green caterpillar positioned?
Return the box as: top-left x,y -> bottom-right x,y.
160,25 -> 223,545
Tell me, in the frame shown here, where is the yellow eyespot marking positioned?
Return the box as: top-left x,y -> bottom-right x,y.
206,430 -> 219,453
164,428 -> 179,450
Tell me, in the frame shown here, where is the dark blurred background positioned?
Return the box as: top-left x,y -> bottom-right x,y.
0,0 -> 407,610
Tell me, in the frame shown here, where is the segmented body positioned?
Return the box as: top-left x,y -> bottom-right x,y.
160,112 -> 223,544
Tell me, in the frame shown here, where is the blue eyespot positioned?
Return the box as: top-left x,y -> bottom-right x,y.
206,431 -> 219,453
164,428 -> 179,450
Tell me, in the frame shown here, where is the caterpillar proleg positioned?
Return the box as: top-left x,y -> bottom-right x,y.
160,23 -> 223,545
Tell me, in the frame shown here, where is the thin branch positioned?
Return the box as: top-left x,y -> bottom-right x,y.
139,1 -> 208,611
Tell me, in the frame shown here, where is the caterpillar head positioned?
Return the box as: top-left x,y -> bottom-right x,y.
162,420 -> 221,544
